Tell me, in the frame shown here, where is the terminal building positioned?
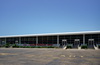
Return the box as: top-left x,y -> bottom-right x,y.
0,31 -> 100,49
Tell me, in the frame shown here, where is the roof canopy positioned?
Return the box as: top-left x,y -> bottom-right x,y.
0,31 -> 100,38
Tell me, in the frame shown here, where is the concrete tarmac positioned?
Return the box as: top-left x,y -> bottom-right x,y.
0,48 -> 100,65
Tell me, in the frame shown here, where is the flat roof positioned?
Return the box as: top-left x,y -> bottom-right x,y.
0,31 -> 100,38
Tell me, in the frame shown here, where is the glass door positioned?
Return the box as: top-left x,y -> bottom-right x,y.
74,39 -> 80,48
88,39 -> 94,45
62,39 -> 67,47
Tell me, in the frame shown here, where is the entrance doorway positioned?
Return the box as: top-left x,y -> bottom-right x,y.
61,39 -> 67,47
88,39 -> 94,48
74,39 -> 80,48
88,39 -> 94,45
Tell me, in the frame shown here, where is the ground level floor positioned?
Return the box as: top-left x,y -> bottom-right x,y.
0,48 -> 100,65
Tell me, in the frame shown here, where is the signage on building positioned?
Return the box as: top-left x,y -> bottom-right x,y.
75,39 -> 80,41
89,39 -> 94,41
62,39 -> 67,42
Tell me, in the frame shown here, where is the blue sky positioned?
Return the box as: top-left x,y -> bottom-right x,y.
0,0 -> 100,36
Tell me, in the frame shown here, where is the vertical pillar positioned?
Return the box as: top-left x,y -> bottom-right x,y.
5,38 -> 6,44
19,37 -> 21,44
0,39 -> 1,45
70,36 -> 71,44
83,34 -> 85,44
57,35 -> 59,47
47,36 -> 48,46
36,36 -> 38,46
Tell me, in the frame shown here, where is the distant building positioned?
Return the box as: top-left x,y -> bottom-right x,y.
0,31 -> 100,49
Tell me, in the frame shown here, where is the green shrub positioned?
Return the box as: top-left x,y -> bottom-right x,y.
17,46 -> 33,48
81,44 -> 87,49
12,44 -> 19,48
3,43 -> 10,48
32,46 -> 55,48
67,46 -> 72,48
25,46 -> 32,48
12,45 -> 57,48
98,45 -> 100,48
18,46 -> 22,48
67,44 -> 73,48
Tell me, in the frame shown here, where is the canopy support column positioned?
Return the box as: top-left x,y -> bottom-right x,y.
57,35 -> 59,47
83,34 -> 85,44
36,36 -> 38,46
